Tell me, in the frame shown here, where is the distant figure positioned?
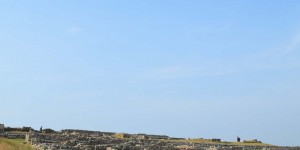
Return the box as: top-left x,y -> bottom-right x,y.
237,136 -> 241,142
40,126 -> 43,133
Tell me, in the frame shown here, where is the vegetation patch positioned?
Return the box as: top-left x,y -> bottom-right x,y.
113,133 -> 125,139
0,138 -> 32,150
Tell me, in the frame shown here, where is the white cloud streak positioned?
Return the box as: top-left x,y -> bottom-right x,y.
136,66 -> 227,80
68,26 -> 82,35
285,30 -> 300,53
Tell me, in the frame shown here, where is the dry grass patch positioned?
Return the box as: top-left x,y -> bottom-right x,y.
0,138 -> 32,150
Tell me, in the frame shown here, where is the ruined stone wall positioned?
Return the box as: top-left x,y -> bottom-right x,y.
0,124 -> 4,132
0,132 -> 26,139
1,130 -> 299,150
25,131 -> 299,150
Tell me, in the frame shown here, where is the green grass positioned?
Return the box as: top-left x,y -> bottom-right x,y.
0,138 -> 32,150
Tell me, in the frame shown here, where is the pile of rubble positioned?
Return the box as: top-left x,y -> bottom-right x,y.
21,130 -> 294,150
1,123 -> 298,150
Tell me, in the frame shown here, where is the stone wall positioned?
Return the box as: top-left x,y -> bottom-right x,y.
0,132 -> 26,139
0,124 -> 4,132
24,131 -> 299,150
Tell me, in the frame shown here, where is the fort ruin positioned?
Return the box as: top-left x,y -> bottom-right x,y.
0,123 -> 298,150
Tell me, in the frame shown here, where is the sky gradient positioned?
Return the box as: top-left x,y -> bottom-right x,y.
1,0 -> 300,146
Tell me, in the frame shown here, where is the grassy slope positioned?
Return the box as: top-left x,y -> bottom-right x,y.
0,138 -> 32,150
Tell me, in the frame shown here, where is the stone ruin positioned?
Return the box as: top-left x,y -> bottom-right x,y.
243,139 -> 262,143
0,123 -> 299,150
0,124 -> 4,132
25,130 -> 299,150
25,130 -> 257,150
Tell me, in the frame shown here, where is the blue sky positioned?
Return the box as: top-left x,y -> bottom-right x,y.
1,0 -> 300,146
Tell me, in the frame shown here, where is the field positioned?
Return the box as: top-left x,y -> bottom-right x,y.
0,138 -> 32,150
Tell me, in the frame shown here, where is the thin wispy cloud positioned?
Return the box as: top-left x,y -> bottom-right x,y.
68,26 -> 82,35
285,30 -> 300,53
136,66 -> 227,80
243,29 -> 300,71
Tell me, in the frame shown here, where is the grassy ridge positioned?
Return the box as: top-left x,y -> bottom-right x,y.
0,138 -> 32,150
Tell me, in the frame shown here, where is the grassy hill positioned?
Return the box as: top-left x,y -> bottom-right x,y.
0,138 -> 32,150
